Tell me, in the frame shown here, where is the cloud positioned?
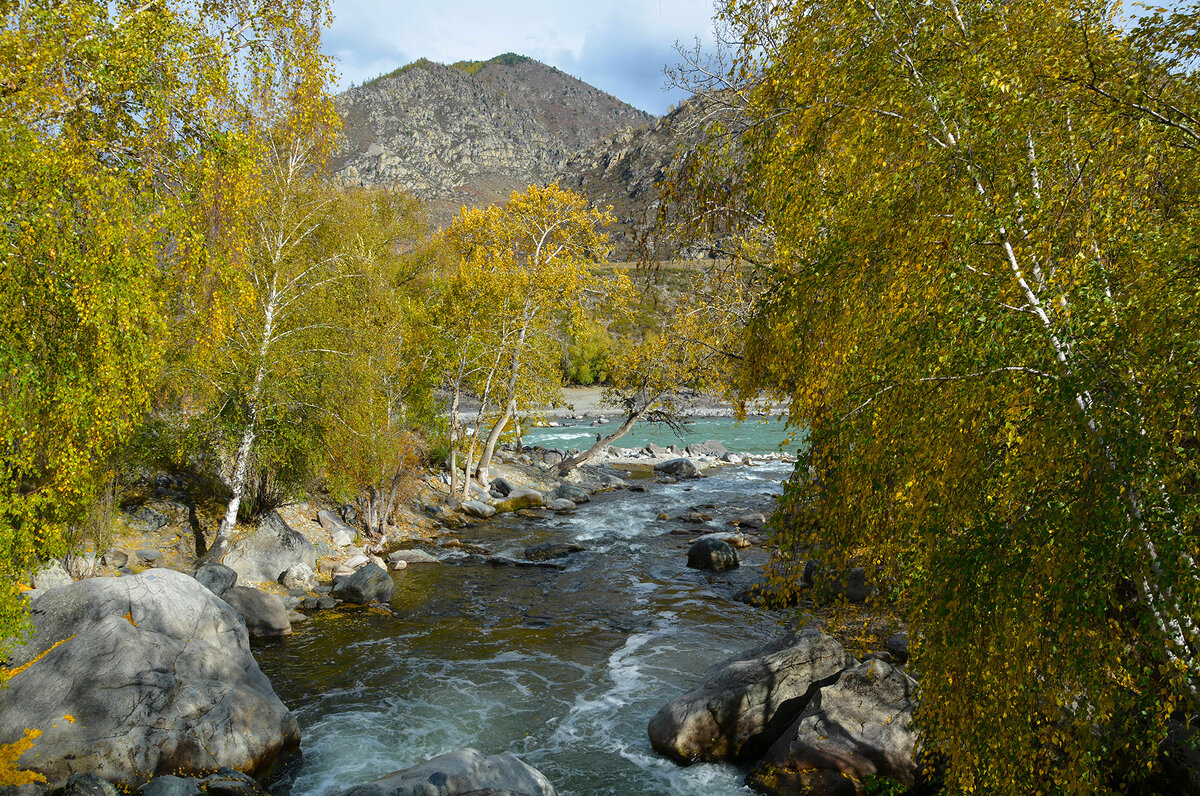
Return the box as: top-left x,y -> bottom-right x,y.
323,0 -> 716,112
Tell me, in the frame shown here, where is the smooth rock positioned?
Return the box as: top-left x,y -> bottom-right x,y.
136,549 -> 163,562
733,512 -> 768,530
387,549 -> 440,565
546,499 -> 576,511
648,629 -> 855,763
345,554 -> 371,569
61,772 -> 120,796
493,488 -> 545,513
279,563 -> 317,592
221,586 -> 292,638
32,562 -> 74,592
489,477 -> 516,497
65,554 -> 97,580
698,531 -> 750,549
0,569 -> 298,787
101,549 -> 130,568
686,538 -> 740,571
461,500 -> 497,519
753,659 -> 920,790
391,560 -> 408,571
333,748 -> 556,796
223,511 -> 316,585
193,563 -> 238,597
655,458 -> 702,479
330,563 -> 393,604
684,440 -> 727,457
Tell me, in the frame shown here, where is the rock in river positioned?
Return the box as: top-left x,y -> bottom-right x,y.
749,659 -> 920,794
493,488 -> 546,513
334,747 -> 557,796
222,585 -> 292,638
524,542 -> 586,561
331,562 -> 394,604
654,458 -> 702,479
0,569 -> 299,787
686,537 -> 740,571
648,629 -> 855,764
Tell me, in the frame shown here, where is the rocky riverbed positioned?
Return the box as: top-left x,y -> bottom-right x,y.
4,419 -> 915,796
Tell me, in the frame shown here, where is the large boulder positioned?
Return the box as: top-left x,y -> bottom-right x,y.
223,511 -> 316,585
279,562 -> 317,592
0,569 -> 299,788
331,562 -> 394,604
386,549 -> 440,565
648,629 -> 855,764
686,538 -> 740,571
334,748 -> 556,796
750,659 -> 920,793
493,489 -> 545,514
685,440 -> 728,457
221,586 -> 292,638
655,458 -> 702,479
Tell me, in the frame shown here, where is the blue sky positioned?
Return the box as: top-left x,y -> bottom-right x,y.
323,0 -> 719,114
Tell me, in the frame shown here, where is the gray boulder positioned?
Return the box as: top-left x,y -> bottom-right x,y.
386,549 -> 440,565
61,772 -> 120,796
333,748 -> 556,796
685,440 -> 727,457
461,500 -> 496,519
546,499 -> 576,511
0,569 -> 299,787
193,563 -> 238,597
648,629 -> 854,763
279,562 -> 317,592
331,563 -> 393,604
223,511 -> 316,584
686,538 -> 740,571
32,561 -> 74,591
493,489 -> 545,513
752,659 -> 920,790
550,484 -> 590,504
221,586 -> 291,638
102,549 -> 130,568
655,458 -> 702,479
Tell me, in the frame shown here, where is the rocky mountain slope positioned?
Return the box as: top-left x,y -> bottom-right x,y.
333,54 -> 653,221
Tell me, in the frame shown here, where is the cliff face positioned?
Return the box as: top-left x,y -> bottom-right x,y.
332,55 -> 654,217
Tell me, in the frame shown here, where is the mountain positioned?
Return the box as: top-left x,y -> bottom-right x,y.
332,54 -> 654,222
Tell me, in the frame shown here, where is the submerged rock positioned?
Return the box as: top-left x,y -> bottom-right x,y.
686,537 -> 740,571
0,569 -> 299,787
648,629 -> 854,764
334,748 -> 557,796
523,542 -> 586,561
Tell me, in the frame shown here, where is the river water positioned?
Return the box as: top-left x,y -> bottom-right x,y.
256,420 -> 800,796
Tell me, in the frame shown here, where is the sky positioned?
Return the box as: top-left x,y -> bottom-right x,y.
323,0 -> 720,115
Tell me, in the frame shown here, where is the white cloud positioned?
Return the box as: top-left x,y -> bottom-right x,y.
324,0 -> 718,113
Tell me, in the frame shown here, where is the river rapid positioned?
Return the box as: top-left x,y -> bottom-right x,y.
256,421 -> 799,796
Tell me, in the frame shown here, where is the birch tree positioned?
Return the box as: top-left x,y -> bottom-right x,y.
0,0 -> 332,656
440,185 -> 613,491
686,0 -> 1200,789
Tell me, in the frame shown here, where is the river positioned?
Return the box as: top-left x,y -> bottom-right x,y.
256,420 -> 799,796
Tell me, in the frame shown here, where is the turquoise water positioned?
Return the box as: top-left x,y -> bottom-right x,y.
523,416 -> 803,457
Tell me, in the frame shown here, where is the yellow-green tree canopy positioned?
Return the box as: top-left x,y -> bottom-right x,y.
691,0 -> 1200,790
0,0 -> 333,657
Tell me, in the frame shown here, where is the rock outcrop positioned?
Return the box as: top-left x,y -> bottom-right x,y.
0,569 -> 299,787
223,511 -> 316,585
648,630 -> 855,764
749,659 -> 920,793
